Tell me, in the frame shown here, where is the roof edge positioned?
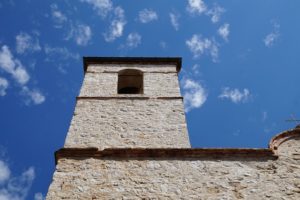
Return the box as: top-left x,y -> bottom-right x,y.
269,125 -> 300,152
83,57 -> 182,72
55,148 -> 277,164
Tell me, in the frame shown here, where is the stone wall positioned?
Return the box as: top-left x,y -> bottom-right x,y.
46,58 -> 300,199
79,64 -> 181,97
64,98 -> 190,149
64,63 -> 189,149
47,141 -> 300,199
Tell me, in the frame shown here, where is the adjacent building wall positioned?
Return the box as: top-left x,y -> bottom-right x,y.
47,137 -> 300,200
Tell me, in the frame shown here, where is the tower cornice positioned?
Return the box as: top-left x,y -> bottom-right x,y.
83,57 -> 182,73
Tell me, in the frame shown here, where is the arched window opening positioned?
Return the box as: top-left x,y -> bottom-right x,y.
118,69 -> 143,94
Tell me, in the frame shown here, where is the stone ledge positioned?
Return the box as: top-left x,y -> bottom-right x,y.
83,57 -> 182,72
76,96 -> 183,100
269,125 -> 300,152
98,71 -> 177,74
55,148 -> 277,164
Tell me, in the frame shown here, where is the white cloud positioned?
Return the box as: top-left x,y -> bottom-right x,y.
264,22 -> 280,47
192,64 -> 200,75
67,24 -> 92,46
50,4 -> 67,28
80,0 -> 113,18
13,67 -> 30,85
206,4 -> 225,23
138,9 -> 158,23
0,45 -> 45,105
169,12 -> 180,31
0,160 -> 35,200
219,87 -> 250,103
218,23 -> 230,41
44,45 -> 79,61
75,25 -> 92,46
160,41 -> 167,49
186,34 -> 219,62
187,1 -> 225,23
0,45 -> 30,85
16,32 -> 41,54
262,111 -> 268,122
0,77 -> 9,96
187,0 -> 207,15
126,32 -> 141,48
50,5 -> 92,46
264,33 -> 279,47
34,193 -> 45,200
119,32 -> 141,50
0,160 -> 10,184
21,87 -> 45,105
104,6 -> 126,42
182,78 -> 207,112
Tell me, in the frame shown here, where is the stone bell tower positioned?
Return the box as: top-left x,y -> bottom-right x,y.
64,57 -> 190,149
46,57 -> 191,199
47,57 -> 300,199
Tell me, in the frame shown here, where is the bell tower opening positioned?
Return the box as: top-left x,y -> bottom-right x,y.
117,69 -> 143,94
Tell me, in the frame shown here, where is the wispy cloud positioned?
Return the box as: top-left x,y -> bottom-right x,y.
264,21 -> 280,47
186,34 -> 219,62
0,159 -> 35,200
44,45 -> 79,74
126,32 -> 141,48
66,24 -> 92,46
0,45 -> 45,104
138,9 -> 158,23
44,45 -> 79,61
262,111 -> 268,122
16,32 -> 41,54
50,4 -> 92,46
192,64 -> 200,75
160,41 -> 167,50
169,12 -> 180,31
34,193 -> 45,200
181,78 -> 207,112
103,6 -> 126,42
187,1 -> 225,23
80,0 -> 113,18
187,0 -> 207,15
219,87 -> 250,103
0,160 -> 10,183
21,86 -> 45,105
218,23 -> 230,41
206,4 -> 225,23
0,77 -> 9,96
50,4 -> 67,28
0,45 -> 30,85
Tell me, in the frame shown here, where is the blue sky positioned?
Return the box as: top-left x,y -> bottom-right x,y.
0,0 -> 300,199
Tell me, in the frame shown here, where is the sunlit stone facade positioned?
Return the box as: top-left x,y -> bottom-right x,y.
47,57 -> 300,200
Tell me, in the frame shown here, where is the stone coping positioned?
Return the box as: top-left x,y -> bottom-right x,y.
76,96 -> 183,100
269,125 -> 300,153
55,148 -> 277,165
83,57 -> 182,73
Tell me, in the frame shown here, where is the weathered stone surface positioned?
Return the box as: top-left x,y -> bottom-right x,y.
64,99 -> 190,149
47,148 -> 300,200
46,59 -> 300,199
65,62 -> 189,149
80,64 -> 180,97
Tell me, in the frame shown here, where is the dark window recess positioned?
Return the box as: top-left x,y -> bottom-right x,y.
118,69 -> 143,94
